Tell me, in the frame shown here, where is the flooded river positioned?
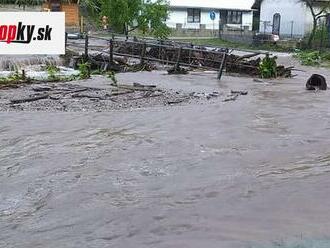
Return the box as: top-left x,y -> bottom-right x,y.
1,68 -> 330,247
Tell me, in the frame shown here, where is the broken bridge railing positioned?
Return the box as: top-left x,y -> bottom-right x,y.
66,34 -> 260,80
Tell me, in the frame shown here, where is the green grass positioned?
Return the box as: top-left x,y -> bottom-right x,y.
172,38 -> 295,53
294,49 -> 330,67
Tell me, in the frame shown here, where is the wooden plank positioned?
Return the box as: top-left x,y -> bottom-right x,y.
217,49 -> 228,80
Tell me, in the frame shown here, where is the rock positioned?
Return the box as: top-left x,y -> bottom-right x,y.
306,74 -> 327,91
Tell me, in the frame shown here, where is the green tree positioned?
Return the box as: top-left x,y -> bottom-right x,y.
299,0 -> 330,47
100,0 -> 170,38
0,0 -> 43,10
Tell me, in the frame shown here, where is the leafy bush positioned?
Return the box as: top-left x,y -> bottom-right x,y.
258,54 -> 278,78
294,50 -> 321,66
46,65 -> 60,81
8,70 -> 25,81
108,71 -> 117,85
78,61 -> 91,79
320,51 -> 330,61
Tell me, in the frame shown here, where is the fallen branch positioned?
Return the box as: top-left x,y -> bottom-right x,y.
49,95 -> 61,100
231,90 -> 248,95
71,93 -> 106,100
32,86 -> 52,92
61,88 -> 89,96
108,90 -> 134,96
11,93 -> 49,104
167,98 -> 186,104
133,83 -> 156,89
115,84 -> 161,92
236,52 -> 261,60
223,94 -> 239,102
128,92 -> 163,100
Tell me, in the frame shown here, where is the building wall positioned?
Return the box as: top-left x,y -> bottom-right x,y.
166,8 -> 254,30
61,3 -> 79,26
167,0 -> 255,11
242,12 -> 253,30
0,3 -> 79,27
42,2 -> 80,27
259,0 -> 307,37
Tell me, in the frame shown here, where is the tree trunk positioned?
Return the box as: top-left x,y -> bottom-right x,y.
124,24 -> 129,37
308,18 -> 317,48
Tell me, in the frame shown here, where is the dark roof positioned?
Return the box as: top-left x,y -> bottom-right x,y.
252,0 -> 261,9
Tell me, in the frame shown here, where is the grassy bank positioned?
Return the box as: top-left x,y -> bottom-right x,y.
175,38 -> 330,67
293,49 -> 330,67
172,38 -> 295,53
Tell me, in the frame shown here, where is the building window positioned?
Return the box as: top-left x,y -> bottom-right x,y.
227,11 -> 242,24
50,0 -> 61,11
187,8 -> 201,23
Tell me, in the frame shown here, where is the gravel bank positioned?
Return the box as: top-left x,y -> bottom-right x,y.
0,75 -> 229,112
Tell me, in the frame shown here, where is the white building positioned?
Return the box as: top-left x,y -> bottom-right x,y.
255,0 -> 330,38
165,0 -> 256,31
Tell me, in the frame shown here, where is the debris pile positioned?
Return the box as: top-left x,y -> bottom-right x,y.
110,40 -> 292,77
66,36 -> 293,78
0,81 -> 224,111
223,90 -> 248,102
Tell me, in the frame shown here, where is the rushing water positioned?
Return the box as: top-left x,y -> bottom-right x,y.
1,70 -> 330,248
0,55 -> 79,80
0,55 -> 63,71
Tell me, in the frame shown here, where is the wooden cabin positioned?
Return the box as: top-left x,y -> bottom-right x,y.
42,0 -> 80,27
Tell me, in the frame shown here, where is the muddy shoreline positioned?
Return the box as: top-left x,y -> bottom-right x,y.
0,74 -> 248,112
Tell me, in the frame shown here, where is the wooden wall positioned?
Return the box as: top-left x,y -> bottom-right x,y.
62,3 -> 79,26
42,2 -> 80,27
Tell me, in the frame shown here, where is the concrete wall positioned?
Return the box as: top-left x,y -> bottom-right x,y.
220,30 -> 255,44
259,0 -> 307,37
166,8 -> 219,30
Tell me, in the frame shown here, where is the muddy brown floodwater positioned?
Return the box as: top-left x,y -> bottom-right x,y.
1,60 -> 330,248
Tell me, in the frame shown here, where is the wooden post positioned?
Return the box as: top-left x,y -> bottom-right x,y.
84,34 -> 89,60
140,42 -> 146,64
109,39 -> 114,64
22,70 -> 26,80
160,40 -> 164,65
175,46 -> 182,70
65,32 -> 68,48
188,49 -> 192,65
80,16 -> 84,34
217,49 -> 228,80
